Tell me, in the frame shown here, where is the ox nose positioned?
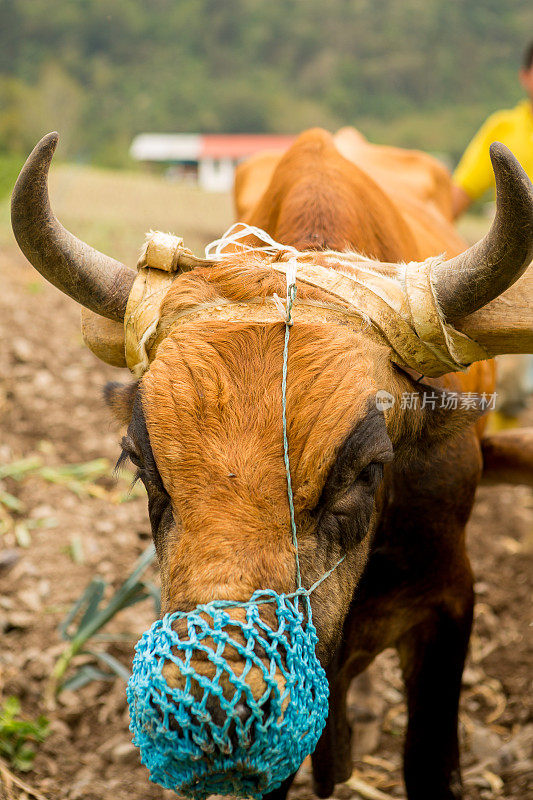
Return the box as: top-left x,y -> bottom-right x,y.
128,591 -> 330,799
203,694 -> 275,754
161,639 -> 281,720
158,611 -> 284,737
206,694 -> 251,728
161,690 -> 272,744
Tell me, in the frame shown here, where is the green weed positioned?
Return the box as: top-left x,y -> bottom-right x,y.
48,544 -> 159,699
0,697 -> 49,772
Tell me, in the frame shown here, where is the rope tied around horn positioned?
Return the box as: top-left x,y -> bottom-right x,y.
120,223 -> 489,378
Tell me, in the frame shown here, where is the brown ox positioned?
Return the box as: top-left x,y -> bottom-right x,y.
234,126 -> 467,259
12,129 -> 533,800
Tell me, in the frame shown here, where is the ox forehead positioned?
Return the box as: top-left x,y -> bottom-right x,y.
113,321 -> 394,608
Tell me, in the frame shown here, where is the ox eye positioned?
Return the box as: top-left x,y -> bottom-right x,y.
357,462 -> 384,486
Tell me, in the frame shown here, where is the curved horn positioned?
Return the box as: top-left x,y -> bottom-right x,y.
432,142 -> 533,321
11,132 -> 135,322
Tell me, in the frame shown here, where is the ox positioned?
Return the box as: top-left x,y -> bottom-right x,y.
12,129 -> 533,800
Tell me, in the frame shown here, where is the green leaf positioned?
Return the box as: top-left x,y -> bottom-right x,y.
62,664 -> 114,692
38,458 -> 109,482
142,580 -> 162,616
26,516 -> 58,531
0,741 -> 15,758
69,534 -> 85,564
0,457 -> 43,481
86,650 -> 131,681
0,696 -> 49,772
58,578 -> 106,640
13,746 -> 37,771
1,696 -> 20,720
0,490 -> 25,512
52,544 -> 157,696
14,523 -> 32,548
71,544 -> 156,643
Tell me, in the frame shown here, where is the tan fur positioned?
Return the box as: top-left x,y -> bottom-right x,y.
481,427 -> 533,486
101,126 -> 508,792
142,312 -> 391,615
113,128 -> 497,707
243,129 -> 420,260
234,150 -> 283,220
235,127 -> 467,259
161,605 -> 289,707
333,126 -> 467,258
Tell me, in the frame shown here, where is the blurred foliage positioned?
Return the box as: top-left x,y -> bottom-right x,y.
0,696 -> 49,772
0,153 -> 23,200
0,0 -> 531,165
0,456 -> 144,540
48,544 -> 158,698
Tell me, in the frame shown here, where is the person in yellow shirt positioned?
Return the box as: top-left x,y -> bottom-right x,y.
452,41 -> 533,424
452,41 -> 533,218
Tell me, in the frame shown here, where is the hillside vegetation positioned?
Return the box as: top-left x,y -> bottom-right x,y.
1,0 -> 531,165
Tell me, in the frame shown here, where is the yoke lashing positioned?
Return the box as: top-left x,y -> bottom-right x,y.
124,225 -> 487,799
122,225 -> 488,379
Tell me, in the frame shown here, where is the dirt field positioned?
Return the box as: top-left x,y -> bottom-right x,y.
0,166 -> 531,800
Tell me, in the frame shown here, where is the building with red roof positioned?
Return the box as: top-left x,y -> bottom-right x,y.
130,133 -> 294,191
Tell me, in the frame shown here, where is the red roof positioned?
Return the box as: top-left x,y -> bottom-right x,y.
201,134 -> 295,159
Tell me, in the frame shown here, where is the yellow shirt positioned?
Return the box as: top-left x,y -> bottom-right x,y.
453,99 -> 533,200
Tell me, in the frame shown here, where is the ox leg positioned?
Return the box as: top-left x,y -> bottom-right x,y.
396,589 -> 474,800
311,656 -> 354,798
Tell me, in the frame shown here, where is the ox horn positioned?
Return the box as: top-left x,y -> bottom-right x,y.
432,142 -> 533,322
11,132 -> 135,322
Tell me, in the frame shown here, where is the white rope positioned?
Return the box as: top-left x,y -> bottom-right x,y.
124,224 -> 487,377
204,222 -> 299,258
206,223 -> 300,324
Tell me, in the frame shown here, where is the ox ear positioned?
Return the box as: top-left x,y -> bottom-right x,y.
104,381 -> 139,426
394,368 -> 489,445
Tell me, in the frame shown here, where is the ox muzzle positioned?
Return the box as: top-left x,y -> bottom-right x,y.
127,591 -> 329,799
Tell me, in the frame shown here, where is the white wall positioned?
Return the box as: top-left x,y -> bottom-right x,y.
198,157 -> 235,192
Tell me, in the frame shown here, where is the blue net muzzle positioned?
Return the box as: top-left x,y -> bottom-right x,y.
127,590 -> 329,798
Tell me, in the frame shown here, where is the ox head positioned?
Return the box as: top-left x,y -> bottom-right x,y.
11,134 -> 533,775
